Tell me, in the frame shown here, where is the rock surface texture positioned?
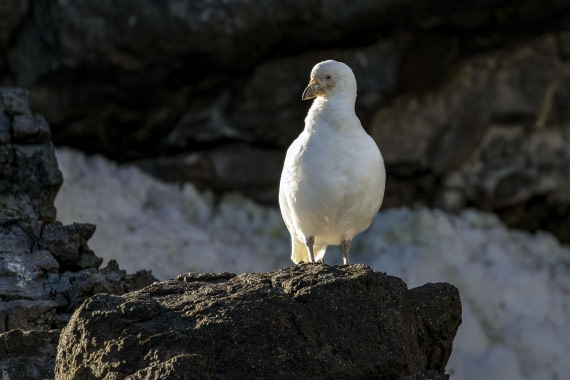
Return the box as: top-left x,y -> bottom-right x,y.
56,264 -> 461,380
0,88 -> 157,379
1,1 -> 569,241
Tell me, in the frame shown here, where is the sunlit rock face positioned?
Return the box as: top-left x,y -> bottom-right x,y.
55,265 -> 461,379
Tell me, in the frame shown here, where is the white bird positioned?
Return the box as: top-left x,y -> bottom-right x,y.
279,60 -> 386,265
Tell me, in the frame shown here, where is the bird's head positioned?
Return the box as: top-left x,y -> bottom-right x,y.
302,60 -> 357,101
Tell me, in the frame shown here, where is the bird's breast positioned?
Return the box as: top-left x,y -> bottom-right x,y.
280,126 -> 385,242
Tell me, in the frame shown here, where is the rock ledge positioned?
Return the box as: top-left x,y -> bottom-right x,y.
56,264 -> 461,379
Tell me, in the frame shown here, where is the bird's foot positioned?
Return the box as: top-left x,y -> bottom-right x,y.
341,239 -> 351,265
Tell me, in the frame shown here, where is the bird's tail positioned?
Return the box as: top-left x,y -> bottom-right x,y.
291,237 -> 326,264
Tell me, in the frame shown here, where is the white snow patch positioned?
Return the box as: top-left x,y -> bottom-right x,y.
54,148 -> 290,279
54,147 -> 570,380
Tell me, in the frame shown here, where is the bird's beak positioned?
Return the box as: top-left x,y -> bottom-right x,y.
302,80 -> 319,100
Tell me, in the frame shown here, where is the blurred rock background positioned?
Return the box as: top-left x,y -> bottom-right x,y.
1,0 -> 569,243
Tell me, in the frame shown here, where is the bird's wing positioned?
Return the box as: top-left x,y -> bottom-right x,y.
278,137 -> 304,236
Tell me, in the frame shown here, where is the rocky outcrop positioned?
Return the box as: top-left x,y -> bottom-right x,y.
0,221 -> 155,331
0,88 -> 157,379
1,1 -> 570,241
0,87 -> 61,223
55,264 -> 461,379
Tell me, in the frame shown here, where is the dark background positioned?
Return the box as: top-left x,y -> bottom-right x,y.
1,0 -> 569,243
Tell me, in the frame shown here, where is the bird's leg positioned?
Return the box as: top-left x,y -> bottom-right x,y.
341,239 -> 351,265
305,236 -> 315,263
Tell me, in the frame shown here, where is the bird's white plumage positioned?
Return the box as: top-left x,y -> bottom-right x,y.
279,60 -> 386,264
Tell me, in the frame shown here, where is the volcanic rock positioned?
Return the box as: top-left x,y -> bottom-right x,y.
55,264 -> 461,379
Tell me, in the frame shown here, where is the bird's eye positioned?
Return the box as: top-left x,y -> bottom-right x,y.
325,75 -> 331,80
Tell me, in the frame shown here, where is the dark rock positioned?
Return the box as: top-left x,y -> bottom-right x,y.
1,0 -> 566,158
9,0 -> 570,160
137,143 -> 285,204
370,36 -> 561,175
370,35 -> 570,241
0,1 -> 28,49
0,219 -> 158,377
0,221 -> 157,331
0,87 -> 158,378
0,88 -> 30,116
40,222 -> 101,270
2,1 -> 570,241
165,40 -> 398,150
55,264 -> 461,379
3,299 -> 58,331
0,112 -> 10,143
0,143 -> 62,222
0,329 -> 60,380
0,88 -> 62,223
12,113 -> 51,143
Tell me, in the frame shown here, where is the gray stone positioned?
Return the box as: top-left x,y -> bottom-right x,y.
12,113 -> 51,143
0,246 -> 59,302
0,220 -> 157,377
0,89 -> 63,223
39,222 -> 101,271
55,264 -> 461,379
12,113 -> 39,142
0,88 -> 30,116
5,299 -> 58,331
0,221 -> 157,329
0,329 -> 59,380
0,87 -> 158,379
0,143 -> 63,222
